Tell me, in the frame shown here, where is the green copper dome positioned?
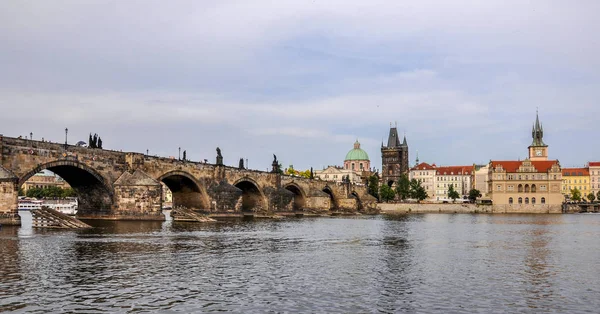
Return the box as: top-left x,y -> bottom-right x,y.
345,140 -> 370,161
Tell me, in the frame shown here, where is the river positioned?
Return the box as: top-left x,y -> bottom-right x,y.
1,211 -> 599,313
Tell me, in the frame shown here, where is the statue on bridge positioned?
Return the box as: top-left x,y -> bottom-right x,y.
216,147 -> 223,165
271,154 -> 281,174
239,158 -> 244,169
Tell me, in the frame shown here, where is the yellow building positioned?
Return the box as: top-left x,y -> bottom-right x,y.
561,167 -> 591,199
22,170 -> 70,191
488,112 -> 563,209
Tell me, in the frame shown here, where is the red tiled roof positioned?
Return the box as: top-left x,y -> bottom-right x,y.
562,167 -> 590,176
435,165 -> 473,175
491,160 -> 559,173
411,162 -> 436,171
589,162 -> 600,167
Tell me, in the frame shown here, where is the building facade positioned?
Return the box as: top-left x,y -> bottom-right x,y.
589,162 -> 600,197
488,112 -> 563,208
409,162 -> 436,199
473,164 -> 490,197
22,170 -> 70,191
381,125 -> 409,186
314,166 -> 362,184
434,166 -> 473,201
561,167 -> 591,199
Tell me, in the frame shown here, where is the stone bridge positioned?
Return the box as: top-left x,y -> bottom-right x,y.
0,135 -> 377,225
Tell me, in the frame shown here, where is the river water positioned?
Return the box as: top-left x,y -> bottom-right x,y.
1,212 -> 599,313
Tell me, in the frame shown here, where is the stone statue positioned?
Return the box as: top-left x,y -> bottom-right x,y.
273,154 -> 277,163
272,154 -> 280,173
216,147 -> 223,165
239,158 -> 244,169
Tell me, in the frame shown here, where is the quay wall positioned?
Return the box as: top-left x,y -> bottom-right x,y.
378,203 -> 562,214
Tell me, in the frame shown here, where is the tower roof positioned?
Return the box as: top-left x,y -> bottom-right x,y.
531,110 -> 547,147
386,127 -> 401,148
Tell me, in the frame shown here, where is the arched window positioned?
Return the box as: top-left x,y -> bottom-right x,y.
352,163 -> 355,170
518,184 -> 523,193
532,197 -> 536,205
525,197 -> 529,204
518,197 -> 523,204
360,163 -> 363,170
531,184 -> 537,193
524,184 -> 530,193
509,197 -> 513,204
541,197 -> 546,204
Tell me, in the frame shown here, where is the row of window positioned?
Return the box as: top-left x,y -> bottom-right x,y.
508,197 -> 546,204
563,186 -> 587,191
496,174 -> 550,180
563,179 -> 588,184
496,184 -> 546,192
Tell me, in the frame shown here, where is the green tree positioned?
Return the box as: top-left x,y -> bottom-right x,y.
298,170 -> 311,178
26,187 -> 44,198
18,188 -> 25,196
588,192 -> 596,203
395,174 -> 411,200
367,175 -> 379,200
447,184 -> 460,202
468,188 -> 482,203
379,184 -> 396,202
597,190 -> 600,201
409,179 -> 428,202
570,188 -> 582,202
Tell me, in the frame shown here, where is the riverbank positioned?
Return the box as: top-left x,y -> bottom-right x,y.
378,203 -> 563,214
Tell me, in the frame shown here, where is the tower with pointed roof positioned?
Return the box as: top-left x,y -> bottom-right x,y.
528,110 -> 549,161
381,123 -> 409,186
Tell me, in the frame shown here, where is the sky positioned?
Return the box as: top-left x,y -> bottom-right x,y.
1,0 -> 599,172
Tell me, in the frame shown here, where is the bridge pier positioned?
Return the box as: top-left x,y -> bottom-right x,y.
0,168 -> 20,226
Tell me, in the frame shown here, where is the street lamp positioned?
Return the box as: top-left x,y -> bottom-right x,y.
178,147 -> 181,160
30,132 -> 33,140
146,149 -> 149,156
65,128 -> 68,149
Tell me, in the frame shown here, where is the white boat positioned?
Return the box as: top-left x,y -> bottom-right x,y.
43,199 -> 78,215
18,199 -> 43,210
18,198 -> 78,215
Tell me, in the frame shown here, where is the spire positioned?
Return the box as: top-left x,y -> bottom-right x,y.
531,109 -> 547,147
385,125 -> 401,147
415,150 -> 419,165
402,133 -> 407,146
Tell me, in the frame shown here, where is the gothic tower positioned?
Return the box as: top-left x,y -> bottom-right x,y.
528,110 -> 549,161
381,124 -> 409,186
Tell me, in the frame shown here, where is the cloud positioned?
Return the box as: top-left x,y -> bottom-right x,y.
0,0 -> 599,170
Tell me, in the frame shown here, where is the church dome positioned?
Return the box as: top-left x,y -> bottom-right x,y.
345,140 -> 370,161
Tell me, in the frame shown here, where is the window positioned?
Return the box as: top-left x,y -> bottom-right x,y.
531,184 -> 536,193
508,185 -> 514,191
360,163 -> 363,170
524,184 -> 530,193
509,197 -> 514,204
525,197 -> 529,204
541,197 -> 546,204
532,197 -> 536,205
497,185 -> 502,191
518,184 -> 523,192
352,163 -> 355,170
540,185 -> 546,191
518,197 -> 523,204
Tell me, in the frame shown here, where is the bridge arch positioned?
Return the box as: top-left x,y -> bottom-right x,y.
158,170 -> 210,210
351,191 -> 363,211
284,183 -> 307,211
19,160 -> 114,213
322,185 -> 339,211
233,177 -> 267,212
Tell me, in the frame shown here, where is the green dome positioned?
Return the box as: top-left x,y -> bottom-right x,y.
345,141 -> 370,161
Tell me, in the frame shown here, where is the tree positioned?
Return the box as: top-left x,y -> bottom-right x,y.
409,179 -> 428,202
447,184 -> 460,202
97,137 -> 103,149
18,188 -> 25,196
468,188 -> 482,203
597,190 -> 600,201
395,174 -> 411,200
571,188 -> 582,202
379,184 -> 395,202
367,175 -> 379,200
588,192 -> 596,203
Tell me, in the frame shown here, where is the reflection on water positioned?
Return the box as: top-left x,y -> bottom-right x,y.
1,212 -> 600,313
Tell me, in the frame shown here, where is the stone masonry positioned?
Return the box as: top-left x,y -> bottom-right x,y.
0,135 -> 377,225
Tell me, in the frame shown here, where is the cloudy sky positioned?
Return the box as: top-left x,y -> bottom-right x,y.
1,0 -> 598,171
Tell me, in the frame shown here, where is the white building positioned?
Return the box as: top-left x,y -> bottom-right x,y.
409,162 -> 437,199
434,166 -> 473,201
